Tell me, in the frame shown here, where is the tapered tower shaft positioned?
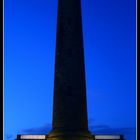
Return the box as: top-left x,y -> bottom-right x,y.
48,0 -> 94,139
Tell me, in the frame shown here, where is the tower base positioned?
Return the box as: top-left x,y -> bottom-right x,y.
16,134 -> 124,140
47,129 -> 95,140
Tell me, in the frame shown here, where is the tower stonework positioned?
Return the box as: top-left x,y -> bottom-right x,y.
48,0 -> 94,139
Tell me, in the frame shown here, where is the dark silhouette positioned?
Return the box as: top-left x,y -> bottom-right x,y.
47,0 -> 93,139
16,0 -> 124,139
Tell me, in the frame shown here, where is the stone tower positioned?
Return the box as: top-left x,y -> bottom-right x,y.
16,0 -> 125,139
48,0 -> 94,139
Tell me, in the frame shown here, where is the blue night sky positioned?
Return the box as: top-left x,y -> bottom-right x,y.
4,0 -> 136,140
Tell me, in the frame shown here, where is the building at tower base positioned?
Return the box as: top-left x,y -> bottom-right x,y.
16,134 -> 124,140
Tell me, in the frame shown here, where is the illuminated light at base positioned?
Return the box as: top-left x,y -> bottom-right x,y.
20,135 -> 46,139
18,134 -> 123,139
95,135 -> 121,139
